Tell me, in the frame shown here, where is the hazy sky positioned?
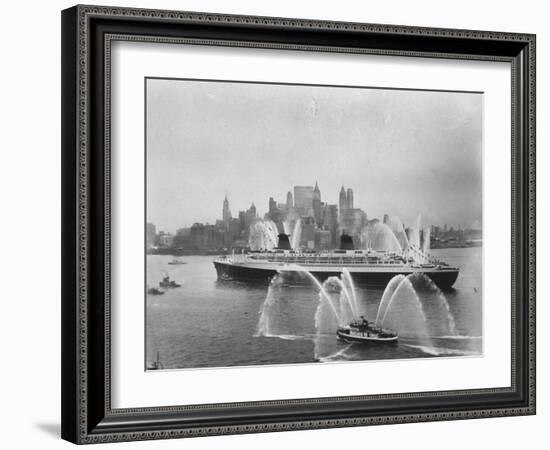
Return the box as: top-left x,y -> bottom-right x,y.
146,78 -> 482,233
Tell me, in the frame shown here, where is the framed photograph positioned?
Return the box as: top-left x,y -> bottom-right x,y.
61,5 -> 536,444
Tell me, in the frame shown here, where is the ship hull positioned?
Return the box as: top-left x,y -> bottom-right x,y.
213,260 -> 459,290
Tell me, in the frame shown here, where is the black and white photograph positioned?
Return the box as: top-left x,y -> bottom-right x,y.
53,2 -> 537,446
145,78 -> 483,370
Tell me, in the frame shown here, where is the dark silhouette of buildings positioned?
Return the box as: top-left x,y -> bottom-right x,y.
148,183 -> 378,254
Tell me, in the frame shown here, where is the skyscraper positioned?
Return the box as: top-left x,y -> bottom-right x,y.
300,216 -> 316,249
268,197 -> 276,213
323,204 -> 339,247
243,203 -> 257,234
294,185 -> 314,217
222,195 -> 232,222
339,186 -> 347,219
286,191 -> 293,211
346,188 -> 354,209
313,181 -> 322,225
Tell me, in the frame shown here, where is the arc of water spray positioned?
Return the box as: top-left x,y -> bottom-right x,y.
422,275 -> 457,335
380,277 -> 418,327
332,278 -> 358,320
375,274 -> 405,325
281,264 -> 341,323
380,274 -> 437,329
342,268 -> 359,318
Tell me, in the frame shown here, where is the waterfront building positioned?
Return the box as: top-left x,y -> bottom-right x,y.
158,232 -> 174,248
189,223 -> 224,253
171,227 -> 192,251
146,222 -> 156,249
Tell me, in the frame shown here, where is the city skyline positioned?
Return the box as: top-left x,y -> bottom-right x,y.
146,79 -> 482,233
148,183 -> 480,236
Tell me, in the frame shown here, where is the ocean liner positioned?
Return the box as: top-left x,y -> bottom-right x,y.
213,233 -> 459,290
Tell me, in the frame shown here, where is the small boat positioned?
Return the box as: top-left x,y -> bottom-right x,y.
147,287 -> 165,295
168,259 -> 186,265
159,274 -> 181,288
337,316 -> 398,344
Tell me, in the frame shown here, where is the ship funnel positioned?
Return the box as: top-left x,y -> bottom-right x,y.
339,233 -> 355,250
276,233 -> 292,250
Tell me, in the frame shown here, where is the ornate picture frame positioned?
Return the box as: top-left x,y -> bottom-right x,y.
61,4 -> 535,444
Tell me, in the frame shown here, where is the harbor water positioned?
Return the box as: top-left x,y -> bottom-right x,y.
146,247 -> 482,370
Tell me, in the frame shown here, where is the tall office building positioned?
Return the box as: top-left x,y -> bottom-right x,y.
346,188 -> 354,209
268,197 -> 277,214
339,186 -> 356,220
244,203 -> 257,234
294,185 -> 314,217
339,186 -> 347,219
222,195 -> 232,222
300,216 -> 316,249
313,181 -> 323,225
341,208 -> 367,242
286,191 -> 293,211
323,204 -> 339,247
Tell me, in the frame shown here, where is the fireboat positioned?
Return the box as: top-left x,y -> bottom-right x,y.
337,316 -> 398,344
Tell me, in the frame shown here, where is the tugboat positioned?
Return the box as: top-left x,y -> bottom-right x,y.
147,286 -> 165,295
337,316 -> 398,344
168,259 -> 186,265
159,274 -> 181,288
